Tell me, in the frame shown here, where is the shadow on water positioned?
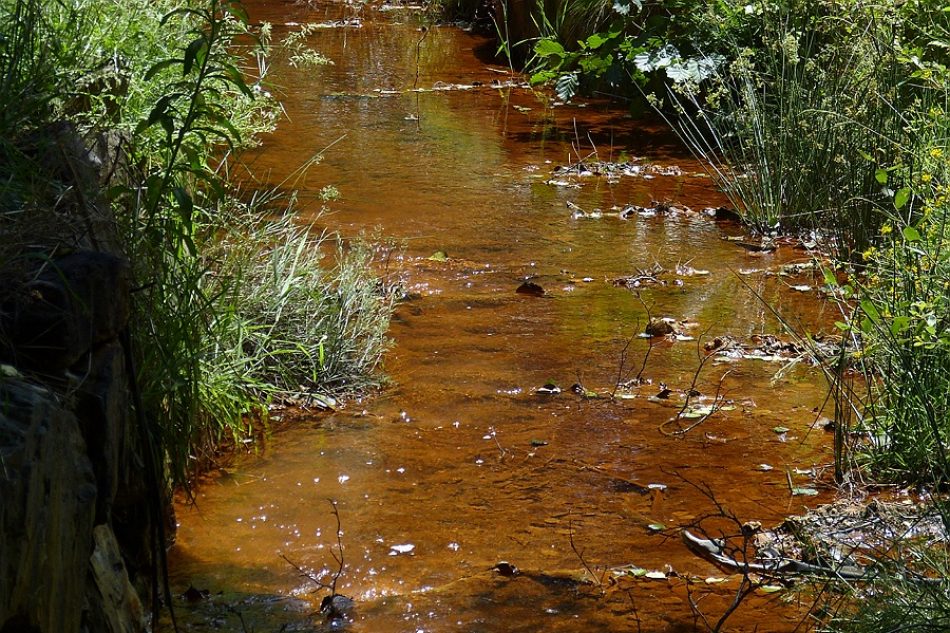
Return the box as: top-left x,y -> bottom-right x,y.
167,2 -> 836,631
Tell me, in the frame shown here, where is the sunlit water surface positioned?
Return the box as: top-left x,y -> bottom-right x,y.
167,3 -> 837,631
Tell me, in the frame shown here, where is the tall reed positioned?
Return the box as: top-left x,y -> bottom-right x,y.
666,1 -> 918,256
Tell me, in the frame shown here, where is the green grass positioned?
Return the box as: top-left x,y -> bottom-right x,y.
665,1 -> 922,256
0,0 -> 397,488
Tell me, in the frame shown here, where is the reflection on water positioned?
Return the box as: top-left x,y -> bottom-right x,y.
168,3 -> 834,631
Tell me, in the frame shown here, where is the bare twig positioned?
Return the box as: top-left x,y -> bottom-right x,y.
488,425 -> 508,459
625,589 -> 644,633
679,477 -> 774,632
280,499 -> 345,595
226,605 -> 252,633
712,575 -> 758,632
412,26 -> 428,127
677,328 -> 716,418
280,553 -> 334,592
659,328 -> 732,437
675,370 -> 732,436
328,499 -> 344,595
686,578 -> 715,631
635,331 -> 656,386
611,329 -> 638,398
568,519 -> 604,590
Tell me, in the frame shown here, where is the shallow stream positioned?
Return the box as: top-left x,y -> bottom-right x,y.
168,3 -> 838,630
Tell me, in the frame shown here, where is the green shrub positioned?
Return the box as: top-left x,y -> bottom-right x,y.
837,173 -> 950,484
666,0 -> 950,252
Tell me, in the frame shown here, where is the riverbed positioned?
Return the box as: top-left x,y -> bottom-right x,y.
167,2 -> 836,630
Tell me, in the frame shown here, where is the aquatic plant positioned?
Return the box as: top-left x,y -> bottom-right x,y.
511,0 -> 765,105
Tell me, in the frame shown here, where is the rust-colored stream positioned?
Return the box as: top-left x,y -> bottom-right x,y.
168,3 -> 838,631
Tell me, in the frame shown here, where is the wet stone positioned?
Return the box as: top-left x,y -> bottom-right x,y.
516,281 -> 545,297
645,319 -> 675,337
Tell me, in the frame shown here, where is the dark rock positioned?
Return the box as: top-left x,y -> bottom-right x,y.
644,319 -> 675,337
181,586 -> 210,603
320,594 -> 355,620
516,281 -> 544,297
87,525 -> 147,633
705,206 -> 743,222
72,342 -> 128,523
2,251 -> 130,370
11,122 -> 126,255
492,561 -> 519,577
0,379 -> 98,633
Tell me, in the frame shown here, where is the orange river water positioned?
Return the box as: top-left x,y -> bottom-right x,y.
166,3 -> 841,631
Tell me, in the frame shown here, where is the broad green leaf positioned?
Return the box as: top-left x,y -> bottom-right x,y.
894,187 -> 910,210
159,113 -> 175,139
534,39 -> 565,57
223,62 -> 254,97
172,187 -> 193,225
861,298 -> 881,324
183,36 -> 207,75
903,226 -> 922,241
875,168 -> 888,185
144,58 -> 180,81
822,267 -> 837,287
585,33 -> 608,49
529,70 -> 557,85
891,315 -> 911,335
227,1 -> 249,23
136,94 -> 173,133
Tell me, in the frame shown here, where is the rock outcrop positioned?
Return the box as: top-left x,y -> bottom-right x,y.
0,125 -> 152,633
0,250 -> 150,633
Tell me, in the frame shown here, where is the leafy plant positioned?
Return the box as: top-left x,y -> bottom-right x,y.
0,0 -> 396,489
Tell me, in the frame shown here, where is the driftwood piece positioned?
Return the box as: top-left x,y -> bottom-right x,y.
681,529 -> 867,580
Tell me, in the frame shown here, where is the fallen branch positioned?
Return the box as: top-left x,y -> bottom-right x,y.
681,529 -> 867,580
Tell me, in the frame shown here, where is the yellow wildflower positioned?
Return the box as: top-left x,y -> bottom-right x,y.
880,224 -> 893,235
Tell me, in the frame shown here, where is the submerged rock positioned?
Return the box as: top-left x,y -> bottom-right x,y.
645,319 -> 675,337
321,593 -> 355,620
516,281 -> 545,297
1,251 -> 130,370
492,561 -> 520,577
